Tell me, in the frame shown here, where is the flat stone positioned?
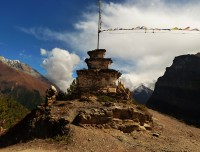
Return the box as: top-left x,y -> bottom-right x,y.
138,125 -> 146,131
153,133 -> 160,137
144,123 -> 152,130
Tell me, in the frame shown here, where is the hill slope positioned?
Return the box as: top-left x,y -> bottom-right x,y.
0,95 -> 28,130
0,57 -> 52,109
0,109 -> 200,152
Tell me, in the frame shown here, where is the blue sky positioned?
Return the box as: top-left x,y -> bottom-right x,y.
0,0 -> 100,73
1,0 -> 200,91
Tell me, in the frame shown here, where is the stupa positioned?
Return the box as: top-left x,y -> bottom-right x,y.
77,49 -> 122,95
76,1 -> 131,99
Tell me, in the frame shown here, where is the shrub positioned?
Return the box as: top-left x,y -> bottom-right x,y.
56,79 -> 79,101
132,98 -> 147,111
97,95 -> 116,102
53,127 -> 73,144
56,91 -> 70,101
136,104 -> 147,112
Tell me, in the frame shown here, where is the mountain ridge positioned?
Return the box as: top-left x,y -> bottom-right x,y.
0,56 -> 53,109
0,56 -> 49,82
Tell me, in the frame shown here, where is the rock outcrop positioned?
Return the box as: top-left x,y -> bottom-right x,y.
147,53 -> 200,126
73,102 -> 152,133
0,105 -> 69,147
0,98 -> 153,147
45,85 -> 58,106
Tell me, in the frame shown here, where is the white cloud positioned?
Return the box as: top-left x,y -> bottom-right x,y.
41,48 -> 80,91
40,49 -> 47,55
22,0 -> 200,90
19,50 -> 32,58
65,0 -> 200,90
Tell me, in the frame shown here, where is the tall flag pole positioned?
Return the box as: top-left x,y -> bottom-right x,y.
97,0 -> 102,49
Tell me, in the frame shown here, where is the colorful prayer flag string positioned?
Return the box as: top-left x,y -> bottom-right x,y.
100,26 -> 200,33
97,0 -> 200,48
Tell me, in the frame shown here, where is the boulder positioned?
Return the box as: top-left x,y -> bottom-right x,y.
73,104 -> 153,133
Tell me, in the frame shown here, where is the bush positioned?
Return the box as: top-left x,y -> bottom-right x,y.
56,91 -> 70,101
56,79 -> 79,101
53,127 -> 73,144
97,95 -> 116,102
136,104 -> 147,112
132,98 -> 147,111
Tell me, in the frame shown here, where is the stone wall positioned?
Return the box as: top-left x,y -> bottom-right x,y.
88,49 -> 106,58
85,58 -> 112,69
76,49 -> 123,96
77,69 -> 121,93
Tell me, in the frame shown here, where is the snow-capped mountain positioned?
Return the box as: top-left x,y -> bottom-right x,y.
0,56 -> 43,79
132,84 -> 153,104
0,56 -> 53,109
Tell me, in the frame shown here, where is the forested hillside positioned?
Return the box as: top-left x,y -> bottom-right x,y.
0,95 -> 28,130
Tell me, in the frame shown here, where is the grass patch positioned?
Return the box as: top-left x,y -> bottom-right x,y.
97,95 -> 116,102
53,128 -> 74,144
136,104 -> 147,112
132,99 -> 147,112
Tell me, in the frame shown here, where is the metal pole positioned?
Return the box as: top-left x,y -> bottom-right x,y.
97,0 -> 101,49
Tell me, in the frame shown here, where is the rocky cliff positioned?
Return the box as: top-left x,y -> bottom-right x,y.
147,53 -> 200,126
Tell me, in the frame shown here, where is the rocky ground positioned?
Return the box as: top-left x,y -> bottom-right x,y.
0,99 -> 200,152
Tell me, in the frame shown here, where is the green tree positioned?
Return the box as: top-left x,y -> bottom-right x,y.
0,95 -> 29,129
56,79 -> 79,100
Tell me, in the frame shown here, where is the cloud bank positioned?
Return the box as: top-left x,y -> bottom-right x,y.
41,48 -> 80,91
22,0 -> 200,90
69,0 -> 200,90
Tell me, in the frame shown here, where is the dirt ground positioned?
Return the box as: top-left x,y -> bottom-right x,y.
1,109 -> 200,152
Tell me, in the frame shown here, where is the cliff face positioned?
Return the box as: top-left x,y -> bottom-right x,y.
147,53 -> 200,126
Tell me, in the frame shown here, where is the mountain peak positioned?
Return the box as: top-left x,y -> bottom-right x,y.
133,84 -> 153,104
135,84 -> 152,94
0,57 -> 53,109
0,56 -> 41,78
0,56 -> 22,69
135,84 -> 146,91
0,56 -> 21,63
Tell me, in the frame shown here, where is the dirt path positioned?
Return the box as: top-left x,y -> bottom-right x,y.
1,109 -> 200,152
